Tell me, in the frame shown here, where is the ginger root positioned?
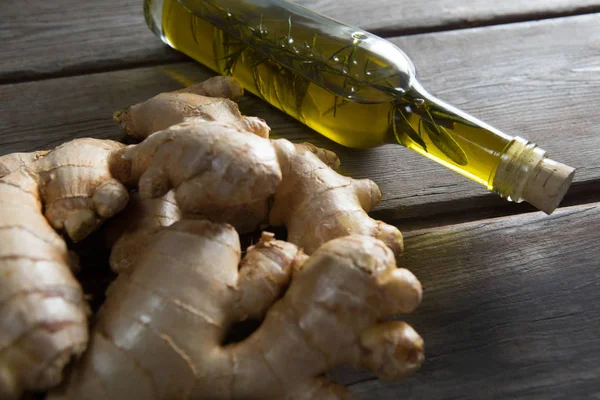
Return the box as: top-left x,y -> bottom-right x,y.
0,118 -> 282,396
0,138 -> 132,399
114,76 -> 270,140
270,139 -> 404,255
0,150 -> 48,177
35,139 -> 130,242
0,75 -> 421,398
110,118 -> 281,233
50,220 -> 422,399
107,105 -> 281,272
0,169 -> 88,400
108,81 -> 282,271
106,191 -> 181,274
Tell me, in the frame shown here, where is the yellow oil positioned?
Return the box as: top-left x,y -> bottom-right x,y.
153,0 -> 513,188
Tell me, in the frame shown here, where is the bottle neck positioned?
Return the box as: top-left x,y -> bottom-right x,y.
390,82 -> 575,214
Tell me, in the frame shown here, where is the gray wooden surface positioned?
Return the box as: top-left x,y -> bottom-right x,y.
1,0 -> 599,399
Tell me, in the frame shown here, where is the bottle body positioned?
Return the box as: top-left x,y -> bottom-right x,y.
145,0 -> 575,212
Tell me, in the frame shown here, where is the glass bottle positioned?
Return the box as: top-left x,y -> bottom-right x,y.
144,0 -> 575,214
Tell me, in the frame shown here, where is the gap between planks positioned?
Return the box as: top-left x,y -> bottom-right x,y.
393,179 -> 600,232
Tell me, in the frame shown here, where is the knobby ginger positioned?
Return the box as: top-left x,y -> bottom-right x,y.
112,77 -> 403,255
0,75 -> 424,398
0,139 -> 129,399
108,82 -> 281,267
0,150 -> 48,177
110,119 -> 281,232
50,220 -> 423,400
0,119 -> 282,397
106,192 -> 181,274
114,76 -> 270,140
270,139 -> 404,255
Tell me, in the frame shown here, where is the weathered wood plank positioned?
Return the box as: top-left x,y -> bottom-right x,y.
305,0 -> 600,34
335,203 -> 600,399
0,0 -> 185,83
1,15 -> 598,219
1,0 -> 600,82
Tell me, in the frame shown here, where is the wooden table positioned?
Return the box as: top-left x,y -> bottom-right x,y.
2,1 -> 599,398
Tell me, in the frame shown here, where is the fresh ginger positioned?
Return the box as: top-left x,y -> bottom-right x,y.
270,139 -> 404,255
35,139 -> 130,242
0,117 -> 282,397
106,191 -> 181,274
104,129 -> 340,275
0,150 -> 48,177
50,220 -> 423,400
108,77 -> 281,261
114,76 -> 270,140
106,114 -> 398,274
0,75 -> 421,398
0,138 -> 130,399
110,118 -> 281,233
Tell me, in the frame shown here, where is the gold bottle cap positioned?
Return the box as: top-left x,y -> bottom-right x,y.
522,158 -> 575,215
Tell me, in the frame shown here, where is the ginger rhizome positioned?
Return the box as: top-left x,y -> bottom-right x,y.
50,220 -> 423,400
110,118 -> 281,233
0,138 -> 130,399
0,75 -> 423,398
0,150 -> 48,177
106,192 -> 181,274
108,88 -> 279,271
37,139 -> 130,242
270,139 -> 404,255
114,76 -> 270,140
0,119 -> 280,397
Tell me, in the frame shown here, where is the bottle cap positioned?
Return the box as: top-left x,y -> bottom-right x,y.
522,158 -> 575,214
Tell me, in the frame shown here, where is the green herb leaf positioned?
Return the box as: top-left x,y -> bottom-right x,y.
421,119 -> 468,166
393,107 -> 427,150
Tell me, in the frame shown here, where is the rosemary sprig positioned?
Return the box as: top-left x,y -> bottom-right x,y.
420,119 -> 468,166
420,103 -> 468,165
392,106 -> 428,151
192,0 -> 468,165
195,0 -> 402,102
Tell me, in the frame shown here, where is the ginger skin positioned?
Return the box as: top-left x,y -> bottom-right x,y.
0,117 -> 282,397
35,139 -> 130,242
0,150 -> 48,177
0,75 -> 417,398
107,99 -> 279,272
106,191 -> 181,274
270,139 -> 404,255
114,76 -> 270,140
50,220 -> 423,400
110,118 -> 281,233
0,138 -> 131,399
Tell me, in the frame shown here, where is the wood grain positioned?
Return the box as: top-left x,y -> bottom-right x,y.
304,0 -> 600,34
0,0 -> 184,83
333,203 -> 600,399
1,15 -> 599,220
1,0 -> 599,82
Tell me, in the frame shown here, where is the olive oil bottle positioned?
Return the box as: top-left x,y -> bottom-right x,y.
144,0 -> 575,214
